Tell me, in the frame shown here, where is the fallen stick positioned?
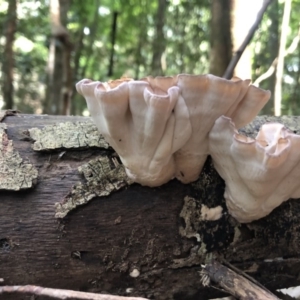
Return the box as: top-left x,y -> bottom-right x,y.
0,285 -> 148,300
201,260 -> 279,300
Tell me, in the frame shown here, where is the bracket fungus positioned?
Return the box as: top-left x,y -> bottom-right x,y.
209,116 -> 300,223
76,77 -> 192,186
141,75 -> 270,183
172,75 -> 270,183
76,74 -> 270,187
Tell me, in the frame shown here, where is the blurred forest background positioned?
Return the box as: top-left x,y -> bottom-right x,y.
0,0 -> 300,116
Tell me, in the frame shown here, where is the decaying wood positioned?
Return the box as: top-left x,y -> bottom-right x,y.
1,113 -> 300,300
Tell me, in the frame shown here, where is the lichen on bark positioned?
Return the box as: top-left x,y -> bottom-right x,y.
55,156 -> 133,218
0,123 -> 38,191
29,121 -> 109,151
241,115 -> 300,137
31,116 -> 300,222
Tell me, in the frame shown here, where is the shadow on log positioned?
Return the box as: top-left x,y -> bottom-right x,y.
1,113 -> 300,300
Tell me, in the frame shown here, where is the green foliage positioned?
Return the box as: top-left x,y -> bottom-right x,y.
1,0 -> 300,115
253,0 -> 300,115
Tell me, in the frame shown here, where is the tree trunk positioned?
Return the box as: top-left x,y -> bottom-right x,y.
44,0 -> 72,115
151,0 -> 168,76
1,0 -> 17,110
71,28 -> 85,115
107,12 -> 119,78
290,46 -> 300,114
134,3 -> 148,80
274,0 -> 292,116
209,0 -> 232,77
59,0 -> 72,116
78,0 -> 101,82
71,0 -> 101,114
1,113 -> 300,299
261,0 -> 279,115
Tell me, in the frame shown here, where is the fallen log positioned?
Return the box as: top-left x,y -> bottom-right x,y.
1,113 -> 300,300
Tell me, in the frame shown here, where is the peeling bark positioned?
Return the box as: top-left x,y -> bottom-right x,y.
55,156 -> 133,218
0,113 -> 38,191
28,121 -> 109,151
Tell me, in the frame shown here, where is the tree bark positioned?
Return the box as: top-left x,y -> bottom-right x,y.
1,114 -> 300,300
1,0 -> 17,110
209,0 -> 232,77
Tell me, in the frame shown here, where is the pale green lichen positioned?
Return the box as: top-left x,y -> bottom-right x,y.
55,156 -> 133,218
29,121 -> 109,151
0,124 -> 38,191
241,115 -> 300,137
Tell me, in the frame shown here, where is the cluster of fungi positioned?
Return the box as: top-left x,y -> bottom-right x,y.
76,74 -> 300,223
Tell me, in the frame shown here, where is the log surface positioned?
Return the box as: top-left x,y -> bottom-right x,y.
1,114 -> 300,300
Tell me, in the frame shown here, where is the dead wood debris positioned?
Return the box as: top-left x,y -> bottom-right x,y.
179,196 -> 202,242
0,123 -> 38,191
55,156 -> 133,218
200,260 -> 280,300
28,121 -> 109,151
0,285 -> 148,300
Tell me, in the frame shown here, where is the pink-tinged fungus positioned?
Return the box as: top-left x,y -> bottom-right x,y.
76,78 -> 192,187
209,116 -> 300,223
76,74 -> 270,187
173,74 -> 270,183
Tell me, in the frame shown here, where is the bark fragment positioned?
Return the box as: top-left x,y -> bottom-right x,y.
0,124 -> 38,191
28,121 -> 109,151
55,156 -> 133,218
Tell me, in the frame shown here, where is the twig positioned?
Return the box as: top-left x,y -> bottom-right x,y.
202,260 -> 279,300
221,258 -> 272,294
0,285 -> 149,300
223,0 -> 273,79
254,27 -> 300,86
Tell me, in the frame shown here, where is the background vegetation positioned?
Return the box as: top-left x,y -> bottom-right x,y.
0,0 -> 300,116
